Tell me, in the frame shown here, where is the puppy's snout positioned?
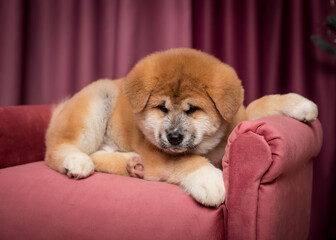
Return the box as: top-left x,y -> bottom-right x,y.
167,131 -> 184,146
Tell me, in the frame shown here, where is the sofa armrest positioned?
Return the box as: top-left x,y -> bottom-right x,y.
0,105 -> 52,169
222,116 -> 323,240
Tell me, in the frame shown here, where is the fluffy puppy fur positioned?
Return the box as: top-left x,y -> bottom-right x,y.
45,48 -> 318,207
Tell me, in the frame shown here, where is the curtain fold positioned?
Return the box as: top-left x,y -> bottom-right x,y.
0,0 -> 335,238
0,0 -> 23,105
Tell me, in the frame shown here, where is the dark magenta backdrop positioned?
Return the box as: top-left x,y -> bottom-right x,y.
0,0 -> 335,238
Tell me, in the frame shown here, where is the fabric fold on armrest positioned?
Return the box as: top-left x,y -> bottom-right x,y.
0,105 -> 52,169
223,116 -> 322,185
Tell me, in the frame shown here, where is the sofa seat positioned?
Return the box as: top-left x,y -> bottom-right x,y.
0,161 -> 225,240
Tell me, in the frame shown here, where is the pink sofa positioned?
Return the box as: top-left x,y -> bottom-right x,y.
0,105 -> 323,240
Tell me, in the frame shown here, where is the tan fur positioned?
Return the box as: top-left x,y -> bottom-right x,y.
45,48 -> 318,206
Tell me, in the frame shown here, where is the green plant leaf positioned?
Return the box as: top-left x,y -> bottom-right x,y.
327,14 -> 336,33
311,35 -> 336,57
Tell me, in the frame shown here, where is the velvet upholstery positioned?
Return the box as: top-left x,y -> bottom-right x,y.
0,162 -> 225,240
0,105 -> 323,239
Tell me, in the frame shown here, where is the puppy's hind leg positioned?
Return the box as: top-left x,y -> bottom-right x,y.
246,93 -> 318,121
45,80 -> 118,179
90,151 -> 144,178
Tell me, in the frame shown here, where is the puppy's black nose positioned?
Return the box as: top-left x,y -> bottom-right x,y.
167,132 -> 184,146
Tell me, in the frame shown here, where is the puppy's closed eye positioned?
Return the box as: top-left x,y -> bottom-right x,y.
186,105 -> 200,115
157,105 -> 169,114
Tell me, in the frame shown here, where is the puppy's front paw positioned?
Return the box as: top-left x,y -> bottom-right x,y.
181,165 -> 225,207
126,153 -> 144,179
62,152 -> 95,179
283,93 -> 318,122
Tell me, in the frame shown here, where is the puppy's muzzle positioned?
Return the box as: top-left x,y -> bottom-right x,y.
167,131 -> 184,146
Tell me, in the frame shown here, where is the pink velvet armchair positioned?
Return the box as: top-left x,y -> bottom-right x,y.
0,105 -> 323,240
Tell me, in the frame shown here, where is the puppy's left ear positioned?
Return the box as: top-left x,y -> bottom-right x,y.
122,59 -> 158,113
206,66 -> 244,122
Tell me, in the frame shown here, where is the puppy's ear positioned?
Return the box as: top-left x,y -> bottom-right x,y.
122,60 -> 158,113
205,66 -> 244,122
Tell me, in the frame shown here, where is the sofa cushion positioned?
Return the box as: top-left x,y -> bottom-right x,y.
0,161 -> 225,240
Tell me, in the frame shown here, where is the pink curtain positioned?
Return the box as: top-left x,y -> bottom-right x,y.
0,0 -> 335,238
0,0 -> 192,105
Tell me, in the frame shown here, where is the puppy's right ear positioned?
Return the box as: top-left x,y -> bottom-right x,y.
122,61 -> 158,113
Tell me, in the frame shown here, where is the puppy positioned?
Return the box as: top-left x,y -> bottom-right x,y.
45,48 -> 318,207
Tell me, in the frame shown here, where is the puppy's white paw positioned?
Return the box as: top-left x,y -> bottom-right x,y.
62,152 -> 95,179
282,93 -> 318,122
181,165 -> 225,207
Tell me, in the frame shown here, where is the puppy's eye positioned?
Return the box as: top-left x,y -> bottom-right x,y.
186,105 -> 199,115
157,105 -> 168,113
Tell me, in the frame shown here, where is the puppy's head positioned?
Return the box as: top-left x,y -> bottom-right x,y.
123,48 -> 244,154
